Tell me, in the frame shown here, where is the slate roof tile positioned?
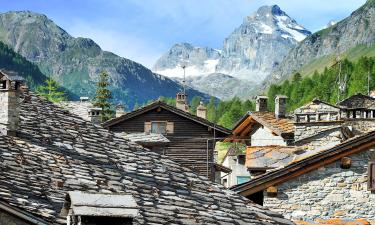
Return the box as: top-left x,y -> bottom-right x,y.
0,92 -> 293,224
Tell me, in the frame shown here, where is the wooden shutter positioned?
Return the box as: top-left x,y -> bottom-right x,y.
166,122 -> 174,134
368,161 -> 375,191
144,122 -> 151,133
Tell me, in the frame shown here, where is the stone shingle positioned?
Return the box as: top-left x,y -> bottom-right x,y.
0,92 -> 293,225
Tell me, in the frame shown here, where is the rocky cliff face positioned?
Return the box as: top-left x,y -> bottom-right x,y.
216,5 -> 311,81
153,5 -> 310,99
174,73 -> 256,100
153,43 -> 221,78
0,11 -> 210,107
265,0 -> 375,86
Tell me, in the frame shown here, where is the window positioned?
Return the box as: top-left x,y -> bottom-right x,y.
151,121 -> 167,134
368,161 -> 375,191
237,176 -> 250,184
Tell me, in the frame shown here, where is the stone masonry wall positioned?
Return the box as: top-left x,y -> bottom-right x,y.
263,149 -> 375,222
294,122 -> 342,141
0,91 -> 20,135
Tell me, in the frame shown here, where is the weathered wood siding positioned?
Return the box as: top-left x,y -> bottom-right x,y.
108,108 -> 227,180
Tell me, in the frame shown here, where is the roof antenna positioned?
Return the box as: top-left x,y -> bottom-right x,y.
182,64 -> 186,95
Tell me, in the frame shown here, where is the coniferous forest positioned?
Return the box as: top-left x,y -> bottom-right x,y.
267,56 -> 375,111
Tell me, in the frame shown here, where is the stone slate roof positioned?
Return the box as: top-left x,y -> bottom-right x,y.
0,92 -> 293,225
338,93 -> 375,109
246,146 -> 299,169
103,101 -> 232,135
232,112 -> 294,139
0,69 -> 25,81
251,112 -> 294,135
56,101 -> 94,121
118,132 -> 170,144
231,130 -> 375,196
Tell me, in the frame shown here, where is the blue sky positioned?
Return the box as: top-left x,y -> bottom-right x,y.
1,0 -> 367,68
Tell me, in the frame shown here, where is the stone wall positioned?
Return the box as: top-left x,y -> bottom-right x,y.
263,149 -> 375,222
0,90 -> 20,135
345,119 -> 375,135
252,126 -> 287,146
294,122 -> 342,141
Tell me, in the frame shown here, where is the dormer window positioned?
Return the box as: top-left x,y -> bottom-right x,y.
144,121 -> 174,134
151,121 -> 167,134
61,192 -> 138,225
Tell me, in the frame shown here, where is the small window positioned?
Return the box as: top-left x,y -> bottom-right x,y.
237,176 -> 250,184
151,121 -> 167,134
368,161 -> 375,191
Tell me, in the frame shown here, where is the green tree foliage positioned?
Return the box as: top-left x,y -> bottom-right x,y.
159,96 -> 176,106
267,56 -> 375,111
93,71 -> 113,122
0,41 -> 47,90
36,77 -> 66,103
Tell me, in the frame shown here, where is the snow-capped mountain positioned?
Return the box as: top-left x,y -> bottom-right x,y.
153,43 -> 221,78
216,5 -> 311,81
152,5 -> 311,99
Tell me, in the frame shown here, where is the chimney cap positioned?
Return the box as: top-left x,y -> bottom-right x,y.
197,101 -> 206,110
80,96 -> 89,100
256,95 -> 268,100
275,95 -> 288,99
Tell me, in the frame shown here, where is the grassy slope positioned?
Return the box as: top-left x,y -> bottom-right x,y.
298,43 -> 375,77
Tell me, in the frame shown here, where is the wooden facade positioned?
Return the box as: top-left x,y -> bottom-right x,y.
104,102 -> 231,181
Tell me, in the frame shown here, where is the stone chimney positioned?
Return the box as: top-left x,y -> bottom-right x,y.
275,95 -> 288,119
116,103 -> 126,118
196,101 -> 207,119
176,92 -> 189,112
0,70 -> 24,136
88,108 -> 102,125
80,96 -> 89,102
255,96 -> 268,112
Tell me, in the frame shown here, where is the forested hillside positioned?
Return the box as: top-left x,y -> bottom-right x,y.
267,56 -> 375,111
0,40 -> 47,90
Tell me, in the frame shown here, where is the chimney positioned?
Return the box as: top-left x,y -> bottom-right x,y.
275,95 -> 288,119
0,70 -> 24,136
176,92 -> 189,112
80,96 -> 89,102
88,108 -> 102,125
255,96 -> 268,112
196,101 -> 207,119
115,103 -> 126,118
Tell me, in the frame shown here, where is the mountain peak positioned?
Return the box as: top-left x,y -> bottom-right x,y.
256,5 -> 283,16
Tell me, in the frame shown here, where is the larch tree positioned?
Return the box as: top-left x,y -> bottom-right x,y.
36,77 -> 66,103
93,71 -> 113,122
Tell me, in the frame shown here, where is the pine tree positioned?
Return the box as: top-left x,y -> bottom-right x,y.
93,71 -> 113,122
36,77 -> 66,103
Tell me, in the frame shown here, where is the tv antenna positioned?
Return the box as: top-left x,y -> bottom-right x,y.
181,64 -> 186,95
334,56 -> 347,103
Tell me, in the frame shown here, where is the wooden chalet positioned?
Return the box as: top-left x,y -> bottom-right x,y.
103,99 -> 232,182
